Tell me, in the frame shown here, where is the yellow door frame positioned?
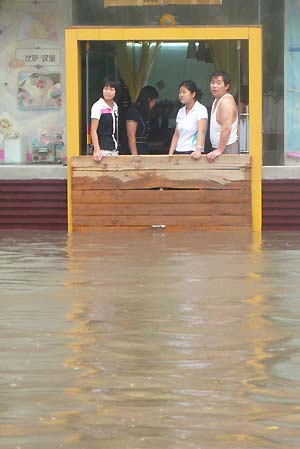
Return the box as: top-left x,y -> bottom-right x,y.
65,26 -> 262,233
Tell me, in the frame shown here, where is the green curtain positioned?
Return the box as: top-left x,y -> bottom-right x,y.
208,40 -> 239,96
116,41 -> 161,102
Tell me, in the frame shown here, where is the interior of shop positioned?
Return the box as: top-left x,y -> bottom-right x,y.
80,39 -> 249,155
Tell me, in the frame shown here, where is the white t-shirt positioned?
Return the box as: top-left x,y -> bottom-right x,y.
91,98 -> 118,150
175,101 -> 208,152
91,97 -> 118,120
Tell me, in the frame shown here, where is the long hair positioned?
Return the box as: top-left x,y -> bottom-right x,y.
178,80 -> 203,101
135,85 -> 159,119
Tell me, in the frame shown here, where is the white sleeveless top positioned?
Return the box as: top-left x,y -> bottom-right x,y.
210,93 -> 238,148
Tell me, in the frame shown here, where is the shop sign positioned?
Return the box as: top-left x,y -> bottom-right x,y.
104,1 -> 222,6
15,48 -> 61,66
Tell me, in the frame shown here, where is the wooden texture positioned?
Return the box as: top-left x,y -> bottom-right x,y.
72,189 -> 251,204
263,179 -> 300,230
104,1 -> 222,6
71,155 -> 252,231
0,180 -> 67,230
71,155 -> 251,169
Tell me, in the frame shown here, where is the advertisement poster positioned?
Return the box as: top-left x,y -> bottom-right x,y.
286,0 -> 300,152
18,72 -> 61,109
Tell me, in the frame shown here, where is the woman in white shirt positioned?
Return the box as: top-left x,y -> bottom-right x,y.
90,78 -> 120,162
169,80 -> 208,159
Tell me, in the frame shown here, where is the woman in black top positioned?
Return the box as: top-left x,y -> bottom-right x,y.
125,85 -> 158,155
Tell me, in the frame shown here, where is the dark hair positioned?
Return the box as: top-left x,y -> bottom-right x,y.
209,70 -> 231,87
135,85 -> 159,118
101,77 -> 121,98
178,80 -> 203,101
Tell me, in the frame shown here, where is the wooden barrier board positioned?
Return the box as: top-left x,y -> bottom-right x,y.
71,155 -> 251,231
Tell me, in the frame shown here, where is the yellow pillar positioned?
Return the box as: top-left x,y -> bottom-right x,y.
249,27 -> 263,232
65,29 -> 82,233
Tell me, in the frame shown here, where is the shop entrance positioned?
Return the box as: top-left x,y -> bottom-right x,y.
65,26 -> 262,232
80,38 -> 249,157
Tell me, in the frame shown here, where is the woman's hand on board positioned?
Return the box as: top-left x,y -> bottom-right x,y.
93,149 -> 103,162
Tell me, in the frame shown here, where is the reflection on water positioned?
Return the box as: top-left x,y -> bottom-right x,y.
0,230 -> 300,449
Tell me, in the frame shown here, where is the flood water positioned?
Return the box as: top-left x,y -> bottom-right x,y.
0,230 -> 300,449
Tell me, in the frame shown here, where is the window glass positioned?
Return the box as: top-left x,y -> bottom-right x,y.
285,0 -> 300,163
72,0 -> 259,26
74,0 -> 285,165
261,0 -> 284,165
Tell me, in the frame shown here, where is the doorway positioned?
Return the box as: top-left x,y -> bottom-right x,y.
80,38 -> 249,156
65,26 -> 262,230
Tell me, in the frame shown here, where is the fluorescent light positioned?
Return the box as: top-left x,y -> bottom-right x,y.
126,42 -> 188,47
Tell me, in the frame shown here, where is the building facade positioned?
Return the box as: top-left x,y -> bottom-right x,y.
0,0 -> 298,230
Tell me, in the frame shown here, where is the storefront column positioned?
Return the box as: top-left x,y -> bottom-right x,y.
65,28 -> 82,233
249,27 -> 263,232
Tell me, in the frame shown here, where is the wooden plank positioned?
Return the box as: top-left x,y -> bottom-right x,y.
0,201 -> 67,208
72,169 -> 250,184
73,224 -> 252,232
263,179 -> 300,185
70,155 -> 252,231
0,185 -> 67,193
72,202 -> 251,217
72,215 -> 252,227
71,154 -> 251,170
263,184 -> 300,192
263,201 -> 300,210
72,169 -> 250,182
263,209 -> 300,217
72,178 -> 250,191
72,188 -> 251,204
0,179 -> 66,185
0,193 -> 67,201
0,209 -> 67,216
0,216 -> 67,224
263,217 -> 300,225
263,224 -> 300,231
72,171 -> 250,190
263,192 -> 300,201
0,223 -> 67,230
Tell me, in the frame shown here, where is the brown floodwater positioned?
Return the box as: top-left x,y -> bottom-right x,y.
0,230 -> 300,449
